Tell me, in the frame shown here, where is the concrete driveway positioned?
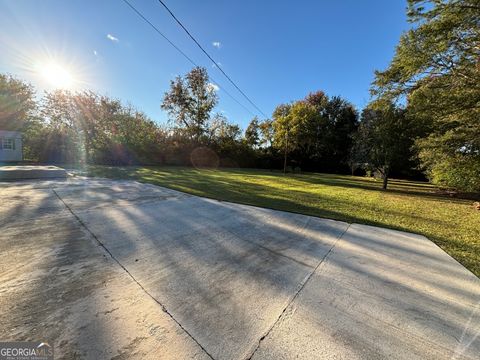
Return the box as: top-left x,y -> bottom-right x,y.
1,178 -> 479,359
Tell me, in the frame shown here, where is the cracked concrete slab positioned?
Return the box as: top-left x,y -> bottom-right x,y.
52,180 -> 348,360
1,178 -> 479,359
251,224 -> 480,360
0,182 -> 211,360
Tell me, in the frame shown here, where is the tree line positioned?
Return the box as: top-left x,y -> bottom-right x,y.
0,0 -> 478,192
0,68 -> 430,190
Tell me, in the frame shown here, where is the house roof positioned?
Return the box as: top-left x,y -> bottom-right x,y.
0,130 -> 22,137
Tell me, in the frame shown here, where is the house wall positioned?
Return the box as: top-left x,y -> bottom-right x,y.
0,131 -> 23,162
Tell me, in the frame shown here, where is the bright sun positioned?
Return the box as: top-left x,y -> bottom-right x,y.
40,62 -> 74,89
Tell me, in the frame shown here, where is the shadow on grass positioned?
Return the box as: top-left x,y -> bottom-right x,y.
3,175 -> 478,359
51,181 -> 480,358
85,165 -> 480,277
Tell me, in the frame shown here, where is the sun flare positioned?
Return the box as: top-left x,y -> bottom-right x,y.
39,62 -> 75,89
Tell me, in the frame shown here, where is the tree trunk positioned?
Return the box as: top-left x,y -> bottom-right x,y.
382,172 -> 389,190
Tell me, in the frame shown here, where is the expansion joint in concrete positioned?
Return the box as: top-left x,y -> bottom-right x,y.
51,188 -> 216,360
244,223 -> 352,360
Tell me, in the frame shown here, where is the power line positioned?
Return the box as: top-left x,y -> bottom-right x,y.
121,0 -> 257,117
156,0 -> 268,118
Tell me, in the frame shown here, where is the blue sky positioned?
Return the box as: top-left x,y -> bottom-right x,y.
0,0 -> 409,128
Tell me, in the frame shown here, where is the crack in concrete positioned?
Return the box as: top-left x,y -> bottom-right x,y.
52,188 -> 216,360
238,236 -> 314,269
52,185 -> 352,360
244,223 -> 352,360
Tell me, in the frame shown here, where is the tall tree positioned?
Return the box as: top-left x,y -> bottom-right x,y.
0,74 -> 37,131
40,90 -> 161,164
272,103 -> 293,173
0,74 -> 40,160
162,67 -> 218,140
303,93 -> 358,170
208,114 -> 240,143
40,90 -> 84,163
258,119 -> 274,148
325,96 -> 358,166
272,92 -> 358,173
353,102 -> 413,189
245,116 -> 261,148
272,102 -> 319,173
372,0 -> 480,191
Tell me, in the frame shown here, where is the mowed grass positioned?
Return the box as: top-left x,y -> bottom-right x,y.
86,165 -> 480,277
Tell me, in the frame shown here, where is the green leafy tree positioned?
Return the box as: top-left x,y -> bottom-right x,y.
271,91 -> 358,173
325,96 -> 359,164
353,102 -> 413,190
0,74 -> 37,131
0,74 -> 41,160
40,90 -> 162,164
258,119 -> 274,148
40,90 -> 84,163
162,67 -> 218,140
208,114 -> 240,144
272,103 -> 293,173
244,116 -> 261,148
372,0 -> 480,191
300,92 -> 331,163
272,102 -> 319,173
303,92 -> 358,170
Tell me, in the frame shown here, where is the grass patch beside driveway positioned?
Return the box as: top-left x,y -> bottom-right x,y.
85,166 -> 480,278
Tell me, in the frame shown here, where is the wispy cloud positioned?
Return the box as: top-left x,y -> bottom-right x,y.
212,41 -> 221,49
93,50 -> 98,56
208,83 -> 219,92
107,34 -> 119,42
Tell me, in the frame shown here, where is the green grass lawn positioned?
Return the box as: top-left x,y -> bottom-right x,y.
85,165 -> 480,277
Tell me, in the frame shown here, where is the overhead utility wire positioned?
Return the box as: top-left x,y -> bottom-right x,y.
156,0 -> 268,118
121,0 -> 256,117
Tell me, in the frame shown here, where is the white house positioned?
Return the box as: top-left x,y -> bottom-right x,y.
0,130 -> 23,162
